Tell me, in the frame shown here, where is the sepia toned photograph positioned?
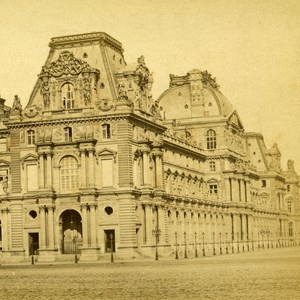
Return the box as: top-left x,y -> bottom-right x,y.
0,0 -> 299,299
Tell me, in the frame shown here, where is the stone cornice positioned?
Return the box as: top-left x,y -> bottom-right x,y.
49,32 -> 123,53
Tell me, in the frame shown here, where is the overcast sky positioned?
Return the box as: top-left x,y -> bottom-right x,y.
0,0 -> 299,172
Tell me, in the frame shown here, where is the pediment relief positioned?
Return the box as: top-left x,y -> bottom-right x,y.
97,148 -> 117,156
40,50 -> 99,78
0,159 -> 10,166
21,154 -> 38,161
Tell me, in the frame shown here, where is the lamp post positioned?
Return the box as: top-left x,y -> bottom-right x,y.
247,234 -> 250,252
231,233 -> 234,254
110,233 -> 114,263
152,226 -> 161,261
219,232 -> 222,255
184,232 -> 187,258
225,232 -> 228,254
175,231 -> 179,260
212,232 -> 216,255
236,232 -> 240,253
202,232 -> 206,257
73,235 -> 78,264
258,232 -> 260,249
251,232 -> 254,251
260,230 -> 265,249
194,232 -> 198,258
30,236 -> 34,265
266,230 -> 270,249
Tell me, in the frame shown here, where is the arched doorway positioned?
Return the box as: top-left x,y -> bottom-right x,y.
59,210 -> 82,254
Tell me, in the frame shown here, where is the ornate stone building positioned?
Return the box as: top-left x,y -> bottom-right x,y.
0,32 -> 299,262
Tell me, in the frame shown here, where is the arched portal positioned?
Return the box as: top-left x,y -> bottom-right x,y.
59,209 -> 82,254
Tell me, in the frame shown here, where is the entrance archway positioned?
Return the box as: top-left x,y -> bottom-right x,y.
59,210 -> 82,254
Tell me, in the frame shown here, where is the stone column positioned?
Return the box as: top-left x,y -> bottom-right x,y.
240,180 -> 245,203
225,177 -> 231,202
47,205 -> 55,249
90,203 -> 97,247
81,204 -> 89,247
39,206 -> 47,249
145,204 -> 153,244
154,151 -> 163,188
39,154 -> 45,189
46,153 -> 53,189
88,150 -> 95,187
245,180 -> 250,203
142,148 -> 150,186
231,178 -> 238,202
80,150 -> 86,188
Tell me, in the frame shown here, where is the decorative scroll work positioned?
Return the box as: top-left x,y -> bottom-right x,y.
41,51 -> 99,77
224,129 -> 246,155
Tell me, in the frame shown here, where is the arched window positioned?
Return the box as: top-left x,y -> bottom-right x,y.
207,129 -> 216,150
102,124 -> 111,139
64,127 -> 72,142
27,130 -> 35,145
60,156 -> 79,191
62,83 -> 75,109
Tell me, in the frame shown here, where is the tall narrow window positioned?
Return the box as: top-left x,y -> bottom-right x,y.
60,156 -> 79,191
27,130 -> 35,145
288,222 -> 293,237
207,129 -> 216,150
101,159 -> 113,187
287,201 -> 292,213
209,161 -> 216,171
0,220 -> 2,241
62,83 -> 75,109
26,164 -> 38,191
64,127 -> 72,142
102,124 -> 111,139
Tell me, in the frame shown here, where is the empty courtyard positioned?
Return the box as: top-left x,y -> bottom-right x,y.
1,247 -> 300,300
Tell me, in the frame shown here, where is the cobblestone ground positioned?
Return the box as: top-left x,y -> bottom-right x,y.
1,248 -> 300,300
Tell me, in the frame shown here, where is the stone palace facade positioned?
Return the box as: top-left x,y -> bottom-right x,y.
0,32 -> 299,262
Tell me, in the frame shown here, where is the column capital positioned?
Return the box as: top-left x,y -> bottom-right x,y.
1,207 -> 10,214
47,205 -> 55,211
39,205 -> 46,212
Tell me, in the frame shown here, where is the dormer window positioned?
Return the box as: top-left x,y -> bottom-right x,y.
27,130 -> 35,145
62,83 -> 75,109
102,124 -> 111,139
64,127 -> 72,142
207,129 -> 216,150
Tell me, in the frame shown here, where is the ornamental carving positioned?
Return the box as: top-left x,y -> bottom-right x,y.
40,50 -> 99,78
95,99 -> 113,111
10,95 -> 22,115
200,70 -> 220,90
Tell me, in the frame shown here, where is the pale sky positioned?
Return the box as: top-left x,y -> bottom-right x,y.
0,0 -> 299,172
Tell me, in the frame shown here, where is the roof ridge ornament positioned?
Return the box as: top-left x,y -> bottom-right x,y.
200,70 -> 220,90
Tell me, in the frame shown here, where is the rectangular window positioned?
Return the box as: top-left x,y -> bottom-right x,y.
0,138 -> 6,152
262,180 -> 266,187
209,184 -> 218,194
27,165 -> 38,191
287,185 -> 290,192
288,222 -> 293,237
101,159 -> 113,187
